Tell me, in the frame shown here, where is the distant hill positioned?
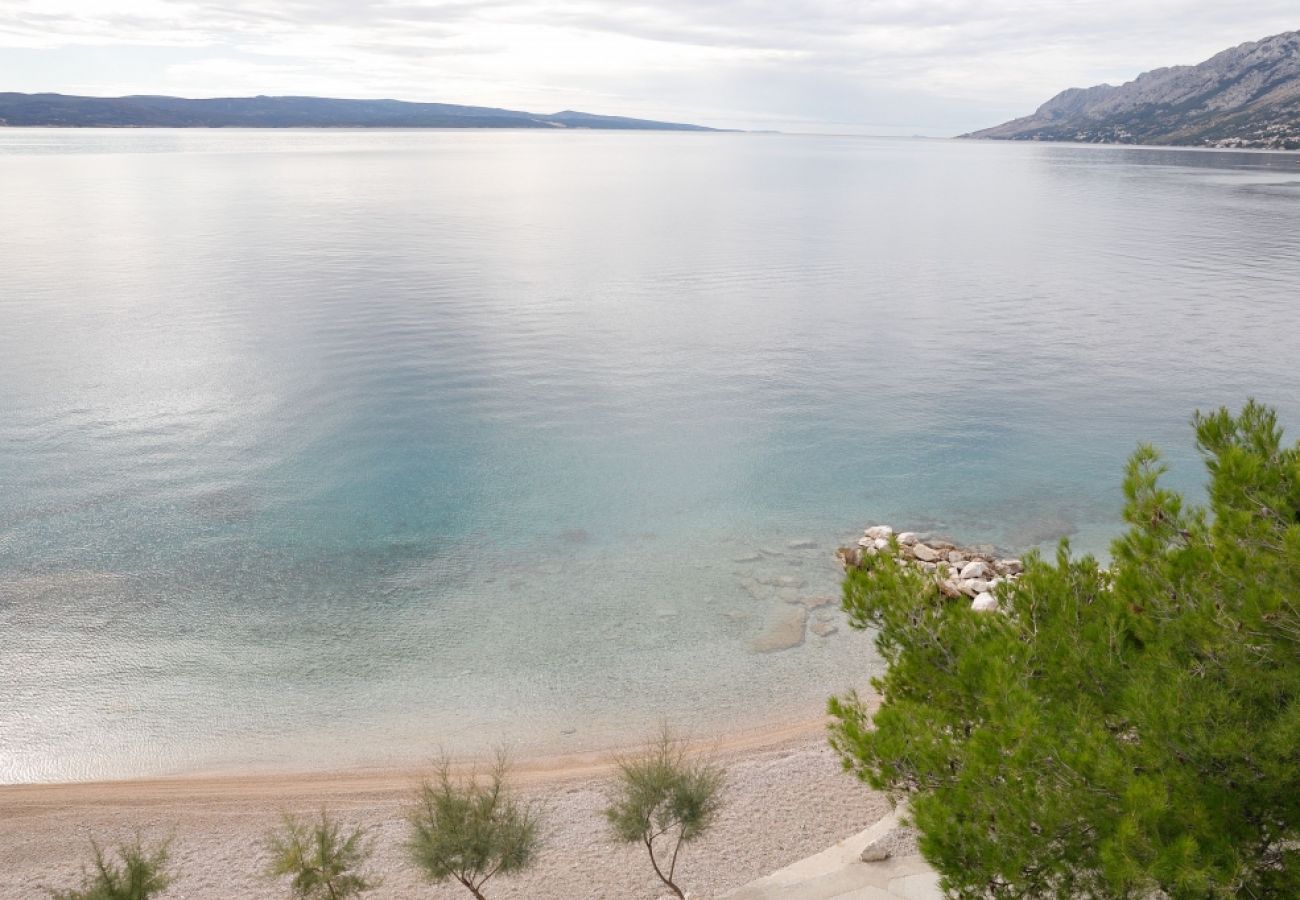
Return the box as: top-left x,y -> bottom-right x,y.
963,30 -> 1300,149
0,93 -> 719,131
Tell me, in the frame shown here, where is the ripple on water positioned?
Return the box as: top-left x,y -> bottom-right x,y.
2,132 -> 1300,780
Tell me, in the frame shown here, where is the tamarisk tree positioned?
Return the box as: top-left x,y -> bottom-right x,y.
830,401 -> 1300,898
604,728 -> 725,900
49,838 -> 173,900
265,812 -> 378,899
406,753 -> 541,900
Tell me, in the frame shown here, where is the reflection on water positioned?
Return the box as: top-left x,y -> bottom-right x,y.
2,131 -> 1300,782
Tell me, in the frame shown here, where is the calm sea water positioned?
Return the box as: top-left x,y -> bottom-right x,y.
2,130 -> 1299,783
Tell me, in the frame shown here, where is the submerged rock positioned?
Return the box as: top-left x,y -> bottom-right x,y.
787,539 -> 818,550
801,595 -> 836,609
749,607 -> 808,653
811,620 -> 839,637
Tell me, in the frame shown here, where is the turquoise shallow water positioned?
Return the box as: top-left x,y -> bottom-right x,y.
3,131 -> 1300,782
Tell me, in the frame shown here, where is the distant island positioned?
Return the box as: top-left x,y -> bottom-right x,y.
0,92 -> 719,131
964,29 -> 1300,149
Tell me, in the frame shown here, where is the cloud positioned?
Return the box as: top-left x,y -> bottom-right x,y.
1,1 -> 1297,133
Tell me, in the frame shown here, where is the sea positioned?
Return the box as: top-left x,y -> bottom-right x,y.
2,129 -> 1299,782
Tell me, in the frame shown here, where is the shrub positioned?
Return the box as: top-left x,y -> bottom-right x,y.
265,811 -> 378,899
406,752 -> 541,899
829,401 -> 1300,898
604,728 -> 725,900
49,838 -> 172,900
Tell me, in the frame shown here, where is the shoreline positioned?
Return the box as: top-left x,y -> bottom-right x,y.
0,714 -> 830,801
0,714 -> 892,900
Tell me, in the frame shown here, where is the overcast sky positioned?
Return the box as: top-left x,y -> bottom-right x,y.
1,2 -> 1296,135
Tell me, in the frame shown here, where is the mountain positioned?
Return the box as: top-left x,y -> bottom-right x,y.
963,30 -> 1300,149
0,93 -> 719,131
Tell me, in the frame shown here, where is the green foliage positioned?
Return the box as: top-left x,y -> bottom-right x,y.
604,728 -> 726,900
49,838 -> 172,900
265,811 -> 378,899
829,401 -> 1300,898
405,752 -> 540,900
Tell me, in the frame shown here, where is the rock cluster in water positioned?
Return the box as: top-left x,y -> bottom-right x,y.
836,525 -> 1023,613
731,540 -> 844,653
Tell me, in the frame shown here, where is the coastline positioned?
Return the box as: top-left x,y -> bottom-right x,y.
0,714 -> 830,801
0,714 -> 892,899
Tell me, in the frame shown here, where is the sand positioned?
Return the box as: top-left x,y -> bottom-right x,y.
0,719 -> 892,899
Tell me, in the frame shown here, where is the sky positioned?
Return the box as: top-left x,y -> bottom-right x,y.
0,2 -> 1297,135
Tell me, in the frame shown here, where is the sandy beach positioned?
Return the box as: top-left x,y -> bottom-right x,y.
0,718 -> 892,899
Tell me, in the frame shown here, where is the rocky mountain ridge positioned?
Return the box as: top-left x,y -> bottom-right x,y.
0,93 -> 717,131
964,30 -> 1300,149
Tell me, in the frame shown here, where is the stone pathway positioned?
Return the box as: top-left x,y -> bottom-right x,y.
721,810 -> 943,900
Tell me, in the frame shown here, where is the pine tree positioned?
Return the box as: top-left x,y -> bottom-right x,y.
830,401 -> 1300,898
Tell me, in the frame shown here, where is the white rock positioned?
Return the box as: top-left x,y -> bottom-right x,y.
912,543 -> 939,562
959,560 -> 989,580
857,537 -> 873,549
897,532 -> 919,546
971,592 -> 998,612
958,579 -> 979,597
1003,558 -> 1024,575
872,538 -> 890,551
864,525 -> 894,540
859,838 -> 892,862
968,578 -> 991,594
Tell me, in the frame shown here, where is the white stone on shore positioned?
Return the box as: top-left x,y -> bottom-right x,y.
859,838 -> 892,862
912,543 -> 939,562
839,523 -> 1024,621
